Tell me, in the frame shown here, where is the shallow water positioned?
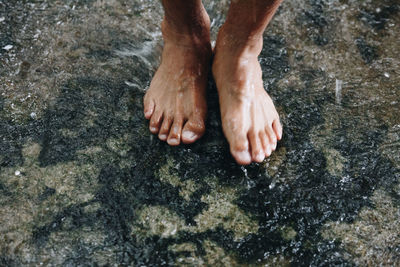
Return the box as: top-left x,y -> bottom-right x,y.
1,0 -> 399,265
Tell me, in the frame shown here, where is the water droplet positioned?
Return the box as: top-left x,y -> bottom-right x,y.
30,112 -> 37,119
2,45 -> 13,51
384,72 -> 390,78
124,81 -> 138,87
269,181 -> 276,190
335,79 -> 342,104
171,228 -> 177,235
0,17 -> 5,22
15,170 -> 21,176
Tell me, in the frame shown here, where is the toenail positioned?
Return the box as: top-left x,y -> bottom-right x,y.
255,152 -> 264,162
236,151 -> 251,163
159,134 -> 167,140
266,146 -> 271,156
150,127 -> 157,132
168,138 -> 179,145
182,131 -> 196,140
272,142 -> 277,150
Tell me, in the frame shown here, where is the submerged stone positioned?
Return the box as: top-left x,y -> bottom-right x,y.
0,0 -> 399,265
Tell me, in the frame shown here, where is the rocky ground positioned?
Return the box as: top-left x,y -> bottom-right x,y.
1,0 -> 399,265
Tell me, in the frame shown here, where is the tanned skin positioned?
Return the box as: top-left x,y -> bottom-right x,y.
144,0 -> 283,165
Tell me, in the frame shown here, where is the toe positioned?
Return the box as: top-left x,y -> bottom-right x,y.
229,134 -> 252,165
182,117 -> 206,144
143,95 -> 155,119
167,117 -> 183,146
259,131 -> 271,157
249,131 -> 265,163
265,124 -> 277,151
149,110 -> 163,134
272,119 -> 283,141
158,115 -> 173,141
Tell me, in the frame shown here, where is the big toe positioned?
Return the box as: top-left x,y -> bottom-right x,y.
182,117 -> 205,144
229,134 -> 252,165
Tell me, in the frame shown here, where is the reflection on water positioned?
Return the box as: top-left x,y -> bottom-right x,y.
0,0 -> 399,265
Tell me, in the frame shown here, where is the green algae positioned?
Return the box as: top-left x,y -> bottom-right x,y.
0,141 -> 101,265
135,161 -> 259,241
323,148 -> 346,177
322,189 -> 400,266
194,179 -> 259,241
280,225 -> 297,241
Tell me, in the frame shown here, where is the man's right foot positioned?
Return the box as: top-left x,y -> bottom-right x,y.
143,14 -> 211,145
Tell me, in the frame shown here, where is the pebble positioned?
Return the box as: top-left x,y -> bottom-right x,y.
0,17 -> 4,22
15,170 -> 21,176
384,72 -> 390,78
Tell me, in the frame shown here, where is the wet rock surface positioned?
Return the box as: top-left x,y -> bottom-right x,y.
1,0 -> 399,265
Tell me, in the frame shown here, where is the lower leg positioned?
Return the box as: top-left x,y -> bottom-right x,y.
220,0 -> 283,43
144,0 -> 211,145
161,0 -> 210,43
213,0 -> 283,165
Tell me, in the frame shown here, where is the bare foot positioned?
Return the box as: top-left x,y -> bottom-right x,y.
212,28 -> 283,165
144,20 -> 211,145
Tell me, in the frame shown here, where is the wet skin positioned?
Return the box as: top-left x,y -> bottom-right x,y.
212,27 -> 282,165
143,1 -> 283,165
143,20 -> 211,145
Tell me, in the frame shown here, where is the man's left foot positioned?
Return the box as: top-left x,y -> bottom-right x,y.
212,27 -> 283,165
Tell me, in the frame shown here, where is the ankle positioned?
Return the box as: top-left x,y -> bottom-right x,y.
215,24 -> 263,57
162,21 -> 211,49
